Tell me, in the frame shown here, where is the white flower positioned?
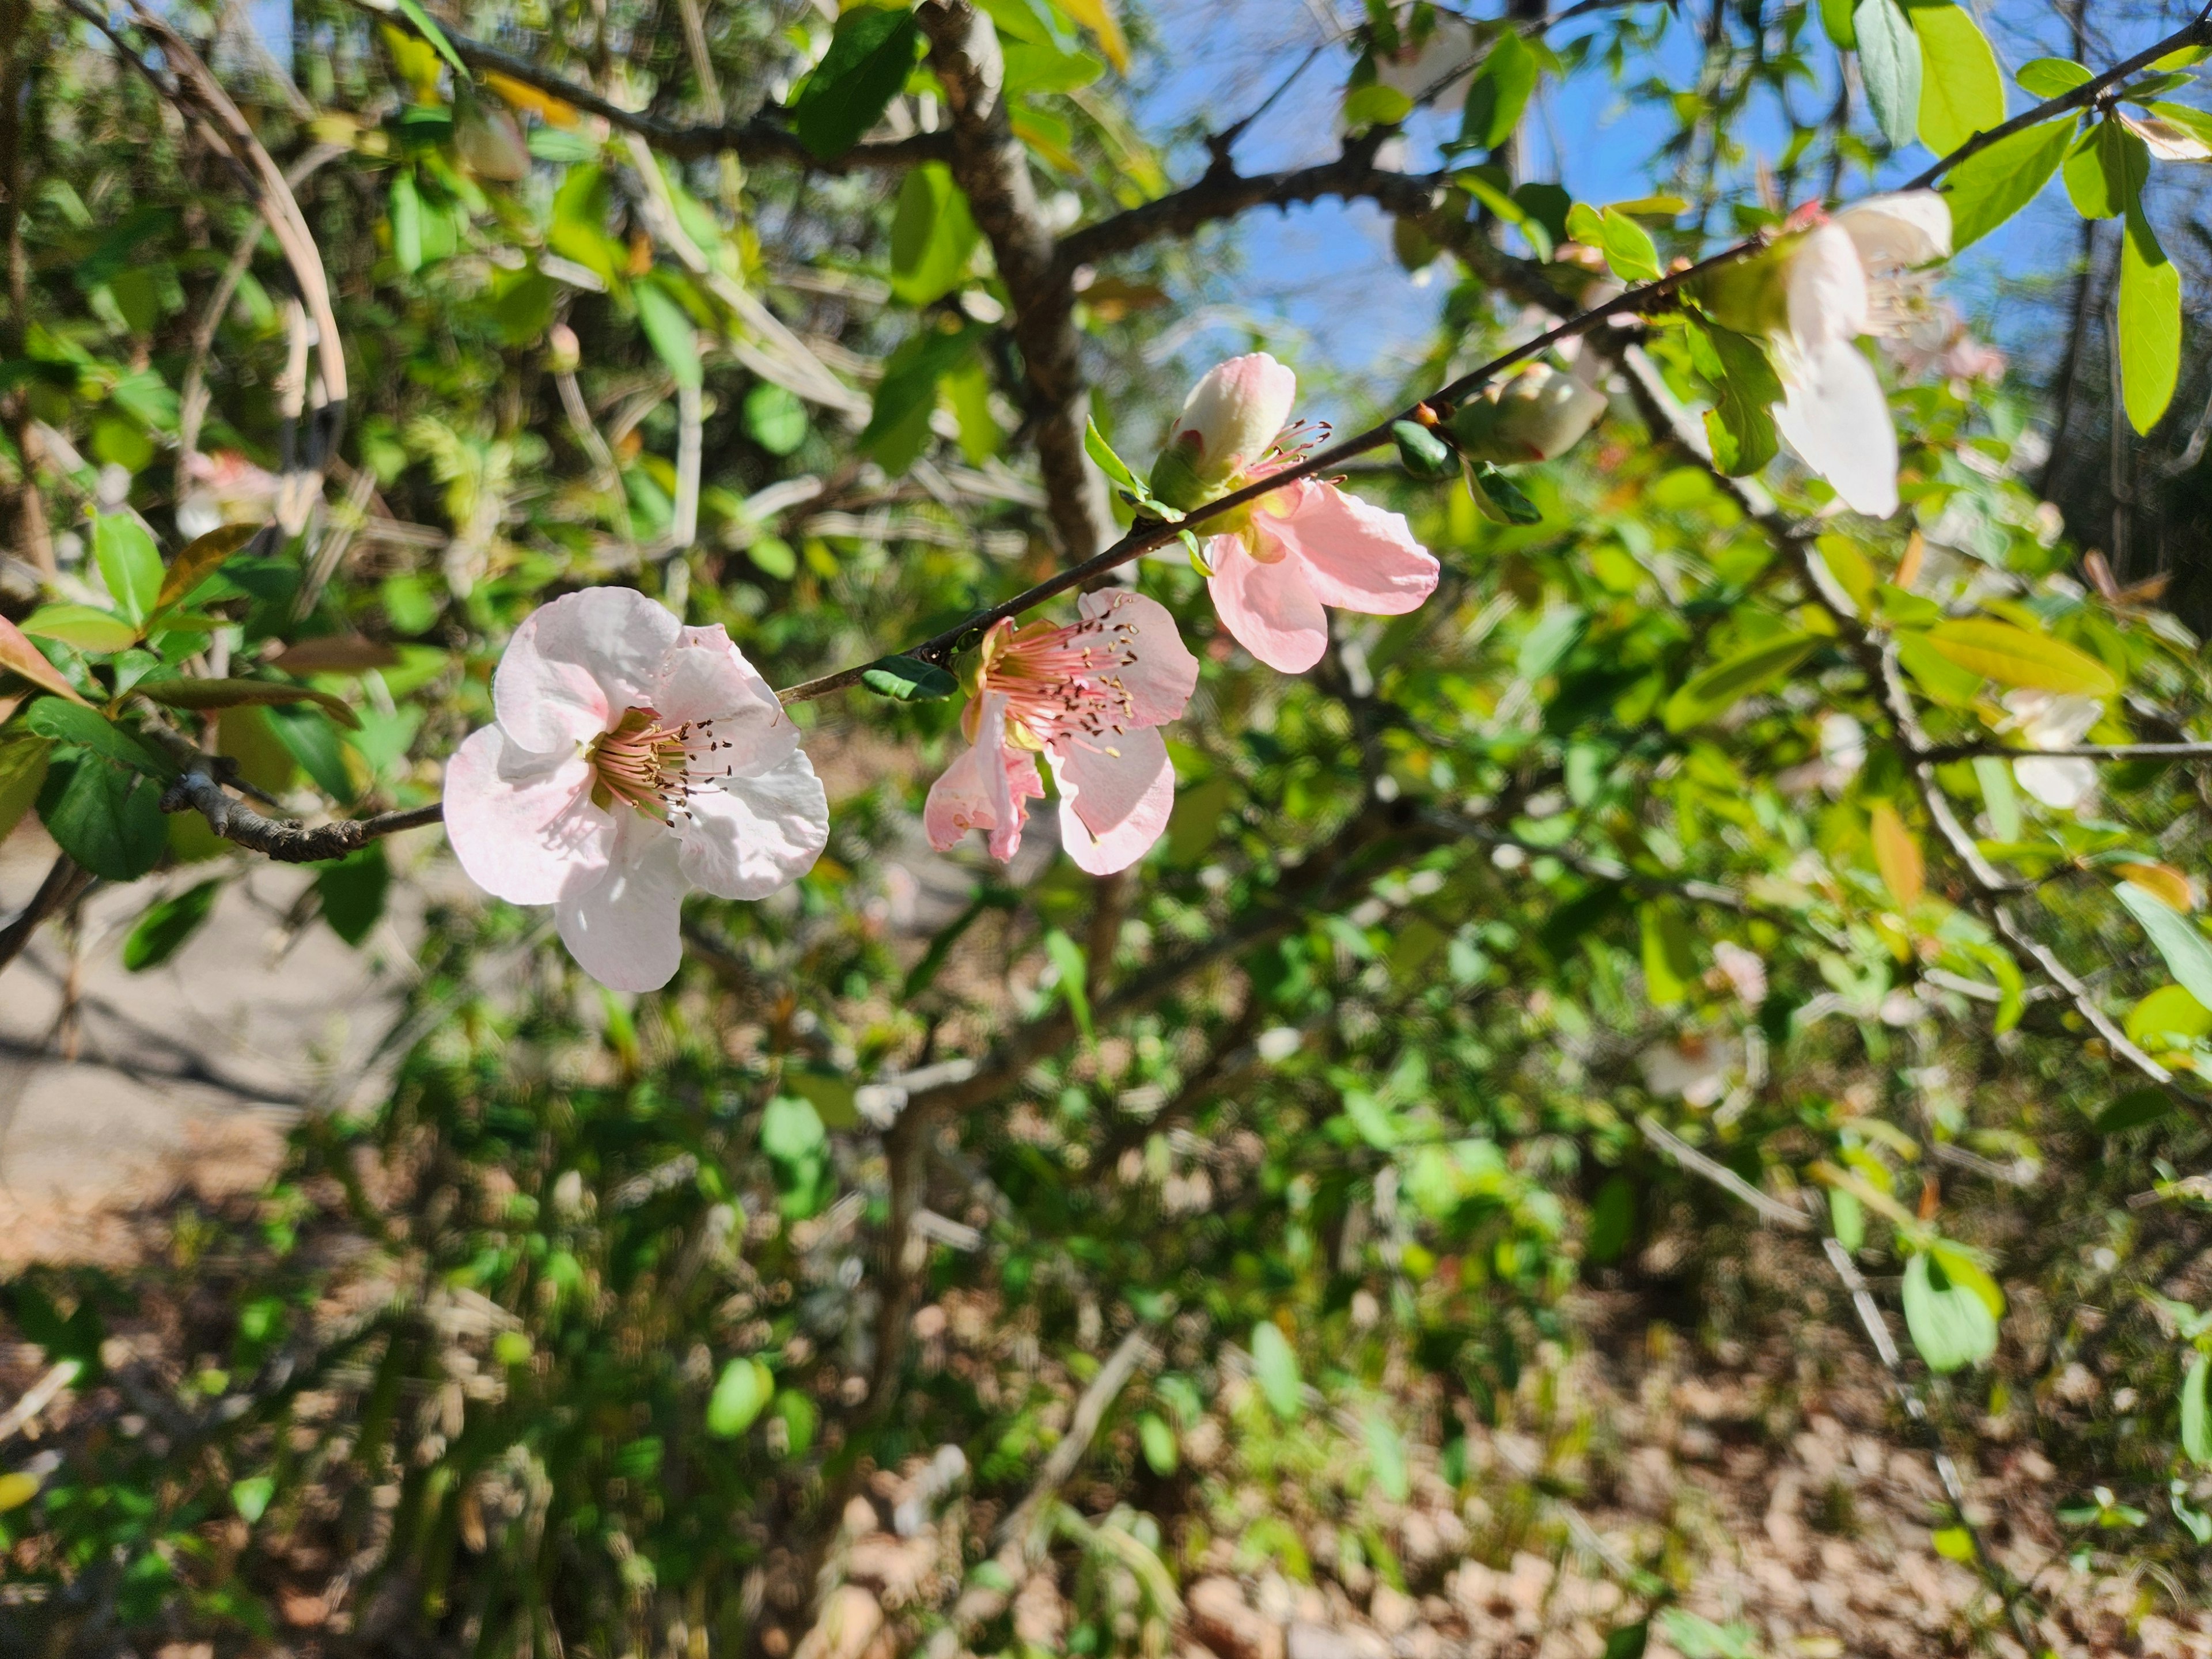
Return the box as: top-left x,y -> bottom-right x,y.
2002,689 -> 2102,811
1703,191 -> 1952,517
443,587 -> 829,991
1639,1034 -> 1741,1107
1711,942 -> 1768,1009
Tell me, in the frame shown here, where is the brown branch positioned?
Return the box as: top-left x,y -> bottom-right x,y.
915,1 -> 1116,561
340,0 -> 947,170
159,768 -> 443,863
0,854 -> 93,977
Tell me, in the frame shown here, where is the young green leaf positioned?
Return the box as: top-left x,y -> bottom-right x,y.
268,704 -> 359,804
707,1357 -> 774,1438
123,878 -> 223,971
743,384 -> 809,456
1921,618 -> 2119,696
1084,416 -> 1145,494
1902,1250 -> 1998,1373
1362,1411 -> 1411,1503
316,844 -> 391,946
26,698 -> 169,774
17,603 -> 137,654
1391,419 -> 1456,479
92,513 -> 162,627
1250,1320 -> 1302,1420
634,281 -> 703,392
1343,82 -> 1414,130
389,171 -> 425,274
1043,927 -> 1093,1042
1818,0 -> 1855,50
789,7 -> 923,161
393,0 -> 469,79
155,522 -> 262,613
1661,634 -> 1817,732
2063,119 -> 2149,220
889,164 -> 982,306
1941,120 -> 2073,249
1465,460 -> 1542,524
137,677 -> 362,729
2094,1086 -> 2171,1134
1911,3 -> 2005,156
1684,316 -> 1782,475
1462,30 -> 1537,150
1869,800 -> 1924,910
1854,0 -> 1923,150
2183,1350 -> 2210,1464
2118,203 -> 2181,434
859,655 -> 960,702
2015,56 -> 2092,97
0,735 -> 52,843
37,753 -> 168,882
2114,882 -> 2212,1010
1137,1412 -> 1179,1475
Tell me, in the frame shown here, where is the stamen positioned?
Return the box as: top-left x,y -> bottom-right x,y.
586,706 -> 734,823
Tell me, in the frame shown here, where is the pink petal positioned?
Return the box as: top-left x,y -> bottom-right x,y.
656,623 -> 798,774
1209,539 -> 1329,672
677,751 -> 830,899
2014,756 -> 2095,810
495,586 -> 680,751
1263,480 -> 1440,617
442,724 -> 613,906
554,813 -> 688,991
923,695 -> 1043,862
1784,222 -> 1870,353
1075,589 -> 1199,728
1774,340 -> 1899,517
1834,191 -> 1952,267
1049,725 -> 1175,876
1171,353 -> 1298,479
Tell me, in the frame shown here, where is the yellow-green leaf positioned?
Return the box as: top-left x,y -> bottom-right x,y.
1922,619 -> 2118,697
1911,2 -> 2005,156
2119,204 -> 2182,434
1869,801 -> 1924,910
156,522 -> 261,612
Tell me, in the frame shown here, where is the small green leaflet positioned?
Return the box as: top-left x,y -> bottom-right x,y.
889,164 -> 982,306
0,736 -> 50,843
1661,634 -> 1817,732
37,753 -> 168,882
2063,119 -> 2148,220
1565,202 -> 1661,283
1919,617 -> 2118,696
316,844 -> 390,946
18,603 -> 135,654
2184,1350 -> 2210,1465
2113,882 -> 2212,1010
1901,1249 -> 1999,1373
2094,1086 -> 2172,1134
230,1475 -> 276,1525
124,879 -> 223,972
1854,0 -> 1923,150
26,698 -> 169,775
1391,419 -> 1455,479
1465,460 -> 1541,524
1043,927 -> 1093,1042
1910,3 -> 2005,156
390,172 -> 424,274
93,512 -> 162,626
1941,120 -> 2071,251
138,677 -> 363,729
788,7 -> 923,161
744,384 -> 808,456
1137,1412 -> 1178,1475
2015,56 -> 2091,97
859,654 -> 960,702
1462,30 -> 1537,150
392,0 -> 469,79
1342,82 -> 1413,130
634,281 -> 703,392
1362,1410 -> 1411,1502
1249,1321 -> 1302,1420
1683,316 -> 1781,476
156,522 -> 261,612
707,1357 -> 774,1438
2118,204 -> 2181,434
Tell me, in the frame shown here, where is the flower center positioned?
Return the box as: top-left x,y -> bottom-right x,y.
986,612 -> 1147,750
586,705 -> 732,822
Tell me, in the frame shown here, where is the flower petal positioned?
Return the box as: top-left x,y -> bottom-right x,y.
656,623 -> 800,776
923,694 -> 1043,862
1075,589 -> 1199,728
495,586 -> 680,751
1171,353 -> 1298,480
1834,190 -> 1952,268
1774,340 -> 1899,517
442,724 -> 612,906
679,751 -> 830,899
555,813 -> 688,991
1262,479 -> 1440,616
2014,755 -> 2096,810
1048,726 -> 1175,876
1785,221 -> 1870,352
1209,537 -> 1330,672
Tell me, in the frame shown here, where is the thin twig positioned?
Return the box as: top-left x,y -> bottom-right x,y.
0,854 -> 93,977
158,769 -> 444,863
1638,1113 -> 1815,1229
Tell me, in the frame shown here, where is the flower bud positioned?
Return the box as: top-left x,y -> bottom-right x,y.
1147,352 -> 1297,509
1446,362 -> 1607,465
546,323 -> 581,375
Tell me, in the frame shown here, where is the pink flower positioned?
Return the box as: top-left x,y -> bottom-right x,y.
925,590 -> 1198,875
1153,354 -> 1440,676
443,586 -> 828,991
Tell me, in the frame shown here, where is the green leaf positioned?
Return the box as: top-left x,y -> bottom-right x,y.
37,753 -> 168,882
1461,30 -> 1537,150
1684,316 -> 1781,475
707,1357 -> 774,1438
2184,1350 -> 2211,1464
1931,1525 -> 1976,1561
747,536 -> 797,580
1136,1411 -> 1178,1474
2114,882 -> 2212,1010
1854,0 -> 1923,149
17,603 -> 136,654
1343,82 -> 1414,130
393,0 -> 468,79
93,512 -> 162,626
137,677 -> 362,729
156,522 -> 261,613
1250,1320 -> 1301,1420
1043,927 -> 1093,1041
1941,120 -> 2072,249
1566,202 -> 1661,282
26,698 -> 168,774
315,843 -> 390,946
1363,1411 -> 1411,1502
859,323 -> 980,474
859,654 -> 960,702
123,878 -> 222,971
1601,1623 -> 1650,1659
2124,983 -> 2212,1046
389,171 -> 424,274
0,615 -> 89,703
760,1093 -> 825,1161
1465,460 -> 1541,524
2063,119 -> 2148,220
2094,1086 -> 2172,1134
1662,634 -> 1817,732
635,281 -> 703,392
788,7 -> 923,161
889,164 -> 982,306
1391,419 -> 1455,479
1972,755 -> 2019,840
1818,0 -> 1855,51
743,384 -> 809,456
1639,903 -> 1698,1006
1902,1250 -> 1998,1373
267,704 -> 358,804
1911,3 -> 2005,156
2119,203 -> 2181,435
1084,416 -> 1146,495
2016,56 -> 2092,97
1921,618 -> 2119,696
0,735 -> 50,843
230,1474 -> 275,1525
773,1388 -> 817,1457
